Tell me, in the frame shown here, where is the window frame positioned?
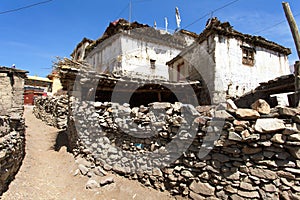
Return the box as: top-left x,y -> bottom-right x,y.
241,46 -> 255,66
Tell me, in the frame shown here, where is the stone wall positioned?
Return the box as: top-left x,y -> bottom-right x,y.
0,69 -> 26,195
33,95 -> 68,129
67,98 -> 300,200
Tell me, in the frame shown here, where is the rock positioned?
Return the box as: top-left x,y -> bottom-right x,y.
277,170 -> 296,179
214,110 -> 234,121
224,171 -> 240,180
240,182 -> 256,191
237,190 -> 260,198
152,167 -> 163,177
286,146 -> 300,159
150,102 -> 171,110
230,194 -> 244,200
292,115 -> 300,124
78,164 -> 89,175
254,118 -> 285,133
263,184 -> 277,192
196,105 -> 213,113
226,99 -> 238,112
189,191 -> 205,200
242,146 -> 262,154
99,176 -> 114,186
224,185 -> 238,193
86,179 -> 99,189
251,99 -> 271,114
271,134 -> 286,144
249,167 -> 277,180
94,166 -> 107,176
285,168 -> 300,175
281,178 -> 294,187
172,102 -> 182,112
278,107 -> 300,117
288,133 -> 300,141
235,109 -> 260,120
283,127 -> 299,135
181,170 -> 193,178
228,132 -> 242,141
189,180 -> 215,196
185,104 -> 201,116
233,120 -> 250,127
112,164 -> 127,174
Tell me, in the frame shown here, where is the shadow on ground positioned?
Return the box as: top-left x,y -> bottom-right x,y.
52,130 -> 71,152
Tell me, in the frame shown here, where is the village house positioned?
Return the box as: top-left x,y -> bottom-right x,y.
71,19 -> 197,79
47,70 -> 63,95
0,66 -> 28,116
167,18 -> 291,104
24,76 -> 52,105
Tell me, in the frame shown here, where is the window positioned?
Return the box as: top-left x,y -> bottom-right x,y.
150,59 -> 156,69
177,62 -> 185,81
241,46 -> 255,66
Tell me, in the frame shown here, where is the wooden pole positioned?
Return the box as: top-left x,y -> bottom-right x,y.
282,2 -> 300,59
295,61 -> 300,107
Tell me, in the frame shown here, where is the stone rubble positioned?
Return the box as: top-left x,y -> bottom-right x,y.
33,95 -> 68,129
34,96 -> 300,199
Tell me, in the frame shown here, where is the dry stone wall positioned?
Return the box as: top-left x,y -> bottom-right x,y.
0,70 -> 26,195
66,98 -> 300,200
33,95 -> 68,129
0,116 -> 25,195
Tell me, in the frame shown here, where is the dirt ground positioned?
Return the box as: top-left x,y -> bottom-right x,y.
1,106 -> 177,200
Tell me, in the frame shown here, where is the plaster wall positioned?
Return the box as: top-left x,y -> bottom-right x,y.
86,33 -> 182,79
169,35 -> 217,102
86,35 -> 122,73
120,35 -> 181,79
214,35 -> 290,99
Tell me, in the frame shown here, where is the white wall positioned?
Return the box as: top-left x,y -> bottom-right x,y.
86,33 -> 182,79
86,35 -> 122,73
120,35 -> 182,79
168,36 -> 217,101
214,35 -> 290,98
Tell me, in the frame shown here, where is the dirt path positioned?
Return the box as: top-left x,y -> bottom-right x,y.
1,106 -> 175,200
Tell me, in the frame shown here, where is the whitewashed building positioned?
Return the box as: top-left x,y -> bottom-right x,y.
167,18 -> 291,103
71,19 -> 197,79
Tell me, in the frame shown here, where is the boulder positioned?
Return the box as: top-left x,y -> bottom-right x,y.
251,99 -> 271,114
278,107 -> 300,117
254,118 -> 285,133
235,109 -> 260,120
189,180 -> 215,196
86,179 -> 99,189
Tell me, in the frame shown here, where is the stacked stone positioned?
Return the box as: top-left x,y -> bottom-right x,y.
0,116 -> 25,195
33,95 -> 68,129
67,98 -> 300,200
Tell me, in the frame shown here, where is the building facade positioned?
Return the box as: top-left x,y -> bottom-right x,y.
167,18 -> 291,103
72,19 -> 196,79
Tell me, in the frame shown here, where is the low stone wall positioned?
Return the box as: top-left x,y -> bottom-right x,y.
0,116 -> 25,195
67,98 -> 300,200
0,68 -> 26,195
33,95 -> 68,129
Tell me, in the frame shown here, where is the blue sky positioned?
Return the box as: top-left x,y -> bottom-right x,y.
0,0 -> 299,77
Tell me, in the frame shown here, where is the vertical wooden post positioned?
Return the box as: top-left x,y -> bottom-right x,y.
282,2 -> 300,59
295,61 -> 300,107
158,92 -> 162,102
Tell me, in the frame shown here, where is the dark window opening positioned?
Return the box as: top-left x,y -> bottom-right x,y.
241,46 -> 255,66
150,59 -> 156,69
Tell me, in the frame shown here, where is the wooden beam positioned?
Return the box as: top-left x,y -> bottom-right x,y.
282,2 -> 300,59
